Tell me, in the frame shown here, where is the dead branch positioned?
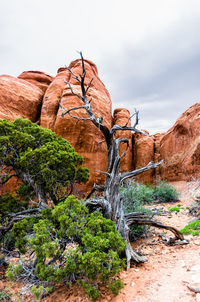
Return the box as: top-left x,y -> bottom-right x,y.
64,80 -> 83,100
64,65 -> 81,84
86,183 -> 105,199
121,160 -> 164,182
7,208 -> 42,217
110,124 -> 149,136
0,208 -> 43,234
83,198 -> 111,218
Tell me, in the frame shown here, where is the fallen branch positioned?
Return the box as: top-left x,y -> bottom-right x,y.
126,216 -> 184,240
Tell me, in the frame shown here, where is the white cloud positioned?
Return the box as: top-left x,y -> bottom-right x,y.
1,0 -> 200,133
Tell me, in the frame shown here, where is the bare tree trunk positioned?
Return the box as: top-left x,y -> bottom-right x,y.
60,52 -> 184,268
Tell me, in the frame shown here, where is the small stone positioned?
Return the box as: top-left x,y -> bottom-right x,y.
134,268 -> 139,272
131,282 -> 135,287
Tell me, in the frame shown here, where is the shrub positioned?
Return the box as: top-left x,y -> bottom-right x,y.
6,196 -> 126,301
153,181 -> 179,202
0,289 -> 12,302
0,193 -> 28,218
0,193 -> 30,253
180,220 -> 200,236
121,181 -> 153,240
121,180 -> 179,240
121,181 -> 154,212
168,206 -> 180,213
0,118 -> 89,205
108,279 -> 124,295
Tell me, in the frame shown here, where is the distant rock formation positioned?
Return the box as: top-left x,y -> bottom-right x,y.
1,59 -> 200,195
158,103 -> 200,182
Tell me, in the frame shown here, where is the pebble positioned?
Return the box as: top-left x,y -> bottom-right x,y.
131,282 -> 135,287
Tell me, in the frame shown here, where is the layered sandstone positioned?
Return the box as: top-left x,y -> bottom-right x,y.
18,71 -> 54,93
40,59 -> 112,194
0,75 -> 43,122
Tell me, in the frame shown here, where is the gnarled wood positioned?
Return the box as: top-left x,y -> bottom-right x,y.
125,213 -> 184,240
60,52 -> 184,267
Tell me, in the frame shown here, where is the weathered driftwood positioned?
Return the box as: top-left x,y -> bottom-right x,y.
60,52 -> 183,268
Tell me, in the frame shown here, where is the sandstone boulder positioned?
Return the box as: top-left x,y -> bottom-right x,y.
40,68 -> 70,130
158,102 -> 200,181
41,59 -> 112,194
133,132 -> 155,183
0,75 -> 43,122
18,71 -> 54,93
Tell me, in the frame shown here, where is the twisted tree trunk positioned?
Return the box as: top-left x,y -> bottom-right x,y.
60,52 -> 184,268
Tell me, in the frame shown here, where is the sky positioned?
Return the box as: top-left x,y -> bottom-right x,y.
1,0 -> 200,134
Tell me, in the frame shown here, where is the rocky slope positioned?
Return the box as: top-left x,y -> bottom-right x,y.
1,58 -> 200,194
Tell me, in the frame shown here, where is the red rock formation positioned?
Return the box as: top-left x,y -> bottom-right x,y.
2,58 -> 200,194
0,75 -> 43,122
152,133 -> 165,180
40,68 -> 70,130
40,59 -> 112,194
158,103 -> 200,181
18,71 -> 54,93
133,132 -> 155,183
113,108 -> 133,172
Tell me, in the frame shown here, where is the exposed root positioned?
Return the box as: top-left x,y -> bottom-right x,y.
126,214 -> 184,240
125,242 -> 147,270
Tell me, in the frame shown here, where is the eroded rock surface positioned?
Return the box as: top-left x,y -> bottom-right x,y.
40,68 -> 70,130
158,103 -> 200,181
0,75 -> 43,122
18,71 -> 54,93
133,131 -> 155,183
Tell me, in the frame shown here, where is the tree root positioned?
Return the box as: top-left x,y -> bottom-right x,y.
125,213 -> 184,240
125,242 -> 147,270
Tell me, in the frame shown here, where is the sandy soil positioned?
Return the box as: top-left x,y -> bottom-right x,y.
1,181 -> 200,302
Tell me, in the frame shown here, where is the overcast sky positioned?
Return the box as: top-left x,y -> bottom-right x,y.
1,0 -> 200,134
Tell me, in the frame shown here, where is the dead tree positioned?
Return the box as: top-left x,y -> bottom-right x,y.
60,52 -> 184,268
